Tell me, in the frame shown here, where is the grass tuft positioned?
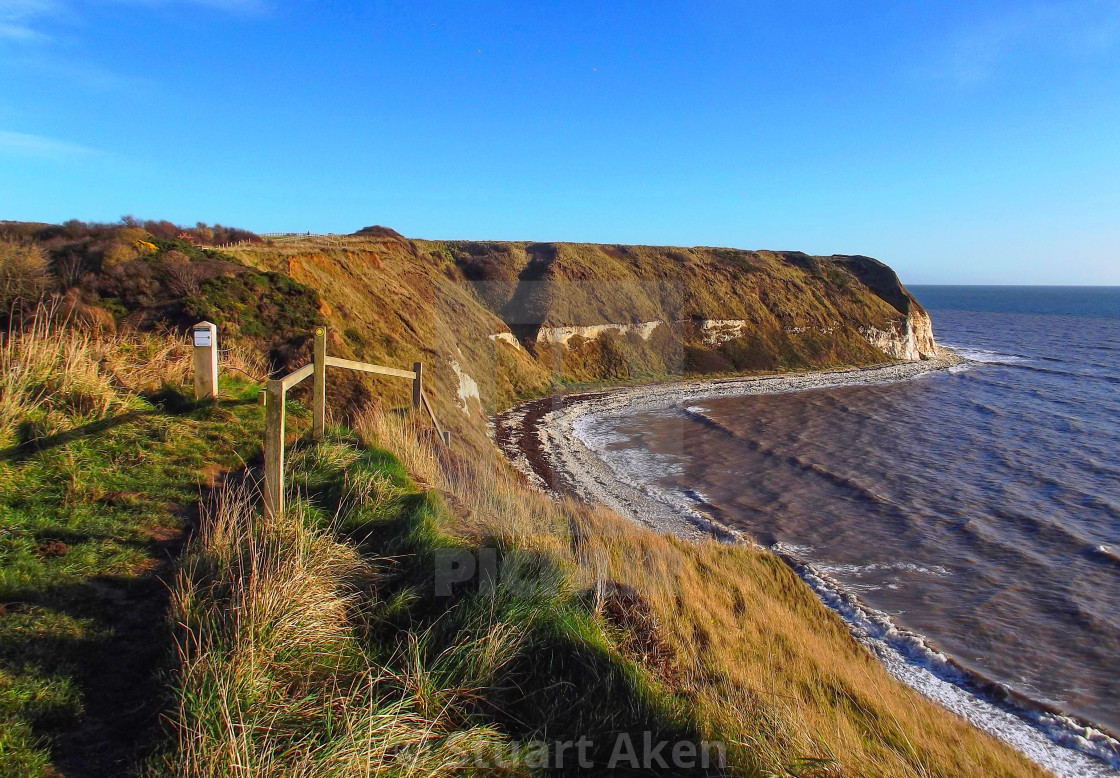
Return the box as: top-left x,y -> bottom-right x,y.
168,481 -> 513,777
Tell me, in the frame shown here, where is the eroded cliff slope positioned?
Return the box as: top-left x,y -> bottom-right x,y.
438,240 -> 937,382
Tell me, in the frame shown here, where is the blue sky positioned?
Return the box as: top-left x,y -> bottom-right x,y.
1,0 -> 1118,284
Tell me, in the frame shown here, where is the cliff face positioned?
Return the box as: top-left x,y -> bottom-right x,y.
834,254 -> 937,361
860,308 -> 937,361
439,241 -> 938,382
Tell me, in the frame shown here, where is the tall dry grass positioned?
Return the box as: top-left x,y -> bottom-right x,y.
0,307 -> 265,445
354,405 -> 1045,778
168,480 -> 514,777
354,407 -> 577,557
0,308 -> 131,444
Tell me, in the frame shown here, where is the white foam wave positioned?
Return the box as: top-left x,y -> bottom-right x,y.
682,488 -> 712,505
794,562 -> 1120,775
571,415 -> 629,448
572,415 -> 731,537
945,344 -> 1032,365
771,541 -> 816,557
1094,545 -> 1120,564
815,561 -> 953,578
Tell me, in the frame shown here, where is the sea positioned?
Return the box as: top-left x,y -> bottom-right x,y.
577,286 -> 1120,774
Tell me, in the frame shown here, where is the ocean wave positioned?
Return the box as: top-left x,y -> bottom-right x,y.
946,344 -> 1033,365
1093,545 -> 1120,566
814,560 -> 953,578
572,416 -> 740,542
970,400 -> 1003,416
599,446 -> 685,481
1083,497 -> 1120,522
771,541 -> 816,557
1016,362 -> 1120,386
949,341 -> 1120,385
680,408 -> 911,518
682,488 -> 712,505
571,416 -> 629,448
556,353 -> 1120,774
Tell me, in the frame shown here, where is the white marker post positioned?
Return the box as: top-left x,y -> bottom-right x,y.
312,326 -> 327,440
192,321 -> 218,400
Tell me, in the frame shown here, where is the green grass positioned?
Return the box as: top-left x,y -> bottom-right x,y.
0,379 -> 265,776
168,430 -> 729,776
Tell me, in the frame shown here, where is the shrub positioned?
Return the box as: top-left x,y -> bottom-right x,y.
52,251 -> 86,288
101,241 -> 137,270
0,237 -> 49,310
182,271 -> 324,356
162,249 -> 191,264
152,238 -> 208,261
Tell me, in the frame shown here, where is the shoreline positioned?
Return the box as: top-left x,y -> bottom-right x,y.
492,353 -> 1120,777
496,355 -> 962,542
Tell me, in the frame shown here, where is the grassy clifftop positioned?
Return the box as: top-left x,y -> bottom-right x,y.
227,235 -> 935,394
436,240 -> 933,379
441,240 -> 922,329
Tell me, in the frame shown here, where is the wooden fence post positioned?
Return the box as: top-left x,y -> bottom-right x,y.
312,326 -> 327,440
263,379 -> 285,519
412,361 -> 423,410
192,321 -> 218,400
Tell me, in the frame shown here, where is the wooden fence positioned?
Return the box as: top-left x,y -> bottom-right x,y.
262,326 -> 451,518
190,321 -> 450,519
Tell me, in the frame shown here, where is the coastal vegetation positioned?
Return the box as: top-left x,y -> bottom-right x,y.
0,309 -> 266,774
0,221 -> 1044,776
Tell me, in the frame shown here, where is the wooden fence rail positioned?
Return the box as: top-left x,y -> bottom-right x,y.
324,355 -> 417,380
230,324 -> 449,519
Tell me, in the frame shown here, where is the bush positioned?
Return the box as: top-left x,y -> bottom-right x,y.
101,241 -> 137,270
0,237 -> 49,310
